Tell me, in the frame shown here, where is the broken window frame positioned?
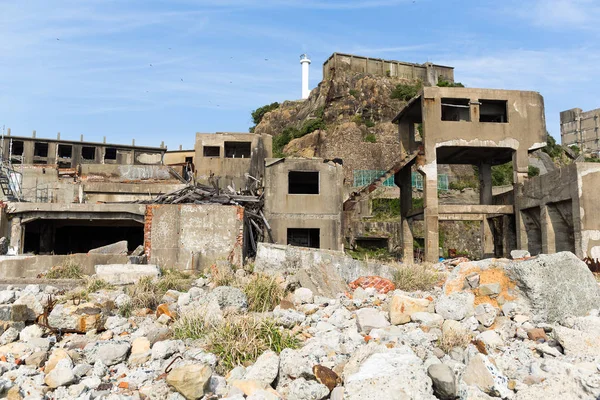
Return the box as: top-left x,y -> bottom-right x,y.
81,146 -> 96,161
441,98 -> 471,122
288,171 -> 320,195
224,141 -> 251,158
287,228 -> 320,249
57,144 -> 73,159
203,146 -> 221,157
104,147 -> 117,161
33,142 -> 49,158
478,99 -> 508,123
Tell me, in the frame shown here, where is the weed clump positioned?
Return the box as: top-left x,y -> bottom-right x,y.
45,260 -> 83,279
392,263 -> 441,291
244,274 -> 283,312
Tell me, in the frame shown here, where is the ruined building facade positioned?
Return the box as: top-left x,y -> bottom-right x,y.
560,107 -> 600,155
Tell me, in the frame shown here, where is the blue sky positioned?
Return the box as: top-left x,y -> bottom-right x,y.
1,0 -> 599,149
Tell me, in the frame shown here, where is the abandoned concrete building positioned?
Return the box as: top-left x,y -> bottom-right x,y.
194,132 -> 273,189
517,162 -> 600,259
264,158 -> 344,251
390,87 -> 547,263
560,107 -> 600,155
323,52 -> 455,85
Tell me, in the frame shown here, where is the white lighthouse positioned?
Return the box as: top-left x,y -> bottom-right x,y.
300,53 -> 311,100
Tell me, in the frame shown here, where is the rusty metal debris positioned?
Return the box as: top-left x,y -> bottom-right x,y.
165,355 -> 183,374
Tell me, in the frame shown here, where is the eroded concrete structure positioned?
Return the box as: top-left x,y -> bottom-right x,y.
560,108 -> 600,155
517,162 -> 600,259
323,52 -> 454,85
264,158 -> 344,251
393,87 -> 547,262
194,132 -> 272,189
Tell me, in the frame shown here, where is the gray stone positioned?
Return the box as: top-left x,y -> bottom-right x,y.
330,387 -> 345,400
131,245 -> 145,257
273,306 -> 305,328
244,351 -> 279,385
13,294 -> 43,321
478,283 -> 501,296
292,288 -> 314,305
427,363 -> 456,400
477,330 -> 504,351
505,252 -> 600,323
152,340 -> 184,360
210,286 -> 248,312
435,292 -> 475,321
356,308 -> 390,334
0,327 -> 19,345
465,273 -> 480,289
553,325 -> 600,357
0,304 -> 28,322
287,377 -> 329,400
463,353 -> 511,398
84,341 -> 131,366
88,240 -> 128,255
474,303 -> 497,327
410,312 -> 444,328
94,264 -> 160,285
0,291 -> 15,304
510,249 -> 530,259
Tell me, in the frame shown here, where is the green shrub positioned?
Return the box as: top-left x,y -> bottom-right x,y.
244,274 -> 283,312
299,118 -> 325,136
437,76 -> 465,87
412,197 -> 424,209
349,89 -> 359,98
364,133 -> 376,143
347,246 -> 394,262
173,310 -> 208,340
85,278 -> 113,293
585,157 -> 600,163
364,119 -> 375,128
372,198 -> 400,217
448,178 -> 478,190
391,80 -> 423,101
273,127 -> 297,157
118,302 -> 133,318
528,165 -> 540,177
542,133 -> 563,159
251,102 -> 279,125
491,162 -> 513,186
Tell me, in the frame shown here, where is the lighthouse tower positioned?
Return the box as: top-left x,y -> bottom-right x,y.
300,54 -> 311,100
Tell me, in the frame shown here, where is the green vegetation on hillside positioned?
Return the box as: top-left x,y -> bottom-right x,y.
391,80 -> 423,101
249,102 -> 280,132
437,76 -> 465,87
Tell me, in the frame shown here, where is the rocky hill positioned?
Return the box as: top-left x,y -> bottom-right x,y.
253,69 -> 417,183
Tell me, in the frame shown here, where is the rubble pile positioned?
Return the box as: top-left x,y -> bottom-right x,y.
0,251 -> 598,399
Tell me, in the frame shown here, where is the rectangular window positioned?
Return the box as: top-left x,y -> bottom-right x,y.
57,144 -> 72,158
82,146 -> 96,160
441,98 -> 471,121
34,142 -> 49,157
224,142 -> 251,158
12,141 -> 24,156
288,171 -> 319,194
185,156 -> 193,163
479,99 -> 508,123
203,146 -> 220,157
104,147 -> 117,160
287,228 -> 320,248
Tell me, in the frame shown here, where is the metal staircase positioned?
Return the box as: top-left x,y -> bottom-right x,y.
343,150 -> 419,211
0,128 -> 23,202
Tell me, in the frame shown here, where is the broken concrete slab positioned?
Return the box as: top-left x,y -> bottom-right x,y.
254,243 -> 395,283
94,264 -> 160,285
88,241 -> 129,255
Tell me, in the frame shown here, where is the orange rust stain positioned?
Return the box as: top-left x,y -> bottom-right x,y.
78,316 -> 87,333
363,335 -> 372,343
118,382 -> 129,389
445,264 -> 517,308
444,263 -> 480,295
236,206 -> 244,221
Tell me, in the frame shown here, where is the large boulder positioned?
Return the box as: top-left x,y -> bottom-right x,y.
94,264 -> 160,285
344,346 -> 435,399
88,240 -> 128,255
48,302 -> 107,333
166,363 -> 212,400
505,252 -> 600,323
389,294 -> 431,325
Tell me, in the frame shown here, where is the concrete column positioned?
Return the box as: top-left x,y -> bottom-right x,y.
9,217 -> 23,254
501,215 -> 512,258
482,218 -> 495,258
479,162 -> 493,205
397,167 -> 413,263
540,205 -> 555,254
421,158 -> 439,263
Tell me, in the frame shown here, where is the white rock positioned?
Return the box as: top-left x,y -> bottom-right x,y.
411,312 -> 444,328
152,340 -> 184,360
356,308 -> 390,334
0,291 -> 15,304
114,293 -> 132,308
13,294 -> 43,321
462,353 -> 511,398
293,288 -> 314,305
435,292 -> 475,321
94,264 -> 160,285
553,325 -> 600,357
44,358 -> 75,388
474,303 -> 497,327
19,324 -> 44,342
273,306 -> 306,328
287,377 -> 329,400
0,327 -> 19,345
244,351 -> 280,385
510,249 -> 530,259
344,346 -> 435,399
477,330 -> 504,351
84,341 -> 131,366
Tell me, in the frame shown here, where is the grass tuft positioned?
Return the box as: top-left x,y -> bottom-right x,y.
439,329 -> 472,353
244,274 -> 283,312
173,310 -> 208,340
392,263 -> 441,291
45,259 -> 83,279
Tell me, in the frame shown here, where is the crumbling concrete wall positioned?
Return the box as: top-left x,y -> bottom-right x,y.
560,107 -> 600,155
517,162 -> 600,259
0,254 -> 129,279
264,158 -> 344,251
194,132 -> 273,190
145,204 -> 244,271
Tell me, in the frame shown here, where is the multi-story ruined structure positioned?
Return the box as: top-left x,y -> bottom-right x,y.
194,132 -> 272,189
392,87 -> 547,262
560,107 -> 600,155
264,158 -> 344,251
323,52 -> 455,85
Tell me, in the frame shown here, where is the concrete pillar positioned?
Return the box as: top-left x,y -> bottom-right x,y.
479,162 -> 492,205
421,158 -> 439,262
57,132 -> 60,140
9,217 -> 23,254
501,215 -> 512,258
6,128 -> 10,136
397,167 -> 414,263
540,205 -> 555,254
32,130 -> 36,138
482,218 -> 495,258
